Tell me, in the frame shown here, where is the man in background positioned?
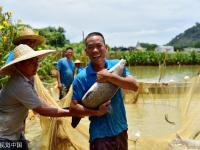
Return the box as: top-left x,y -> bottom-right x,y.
56,47 -> 75,99
74,59 -> 84,75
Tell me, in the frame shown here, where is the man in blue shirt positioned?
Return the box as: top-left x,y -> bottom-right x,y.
74,59 -> 84,75
70,32 -> 139,150
56,47 -> 75,99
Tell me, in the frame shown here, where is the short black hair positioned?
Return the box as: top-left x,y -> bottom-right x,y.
84,32 -> 105,46
66,47 -> 73,51
62,47 -> 73,56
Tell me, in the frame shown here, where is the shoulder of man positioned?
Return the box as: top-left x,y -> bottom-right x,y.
75,67 -> 87,79
57,58 -> 66,64
6,74 -> 30,93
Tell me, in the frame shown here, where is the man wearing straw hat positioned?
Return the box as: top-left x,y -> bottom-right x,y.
0,44 -> 101,149
6,27 -> 45,64
74,59 -> 84,75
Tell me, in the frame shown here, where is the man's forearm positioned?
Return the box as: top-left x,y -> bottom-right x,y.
33,106 -> 72,117
56,71 -> 61,83
108,74 -> 139,91
70,101 -> 100,116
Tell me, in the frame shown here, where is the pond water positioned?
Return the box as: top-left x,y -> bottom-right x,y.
129,65 -> 200,82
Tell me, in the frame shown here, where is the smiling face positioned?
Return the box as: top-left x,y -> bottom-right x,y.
85,34 -> 108,71
64,48 -> 73,59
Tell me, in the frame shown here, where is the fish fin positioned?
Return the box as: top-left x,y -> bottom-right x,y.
71,117 -> 81,128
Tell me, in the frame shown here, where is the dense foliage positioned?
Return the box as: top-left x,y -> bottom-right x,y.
0,7 -> 17,87
109,51 -> 200,66
38,26 -> 69,47
140,43 -> 157,51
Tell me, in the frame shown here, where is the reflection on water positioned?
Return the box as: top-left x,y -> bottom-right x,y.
129,65 -> 200,82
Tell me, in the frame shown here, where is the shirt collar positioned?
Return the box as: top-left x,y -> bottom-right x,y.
87,59 -> 109,75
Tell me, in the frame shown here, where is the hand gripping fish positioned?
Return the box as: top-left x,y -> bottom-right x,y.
71,59 -> 127,128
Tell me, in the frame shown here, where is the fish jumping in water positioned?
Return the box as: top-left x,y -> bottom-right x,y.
165,114 -> 175,125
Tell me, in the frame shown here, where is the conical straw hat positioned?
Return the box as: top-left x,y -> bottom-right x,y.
0,44 -> 55,75
74,60 -> 83,64
13,28 -> 45,46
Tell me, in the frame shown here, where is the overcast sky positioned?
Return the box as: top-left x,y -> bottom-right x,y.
1,0 -> 200,47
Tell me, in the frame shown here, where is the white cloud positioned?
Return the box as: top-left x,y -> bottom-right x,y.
1,0 -> 200,46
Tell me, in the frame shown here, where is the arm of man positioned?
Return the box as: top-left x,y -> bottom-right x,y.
56,70 -> 62,90
70,100 -> 111,117
97,69 -> 139,91
32,102 -> 74,117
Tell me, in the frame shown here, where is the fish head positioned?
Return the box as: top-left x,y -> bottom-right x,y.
119,59 -> 126,67
117,59 -> 127,73
108,59 -> 127,75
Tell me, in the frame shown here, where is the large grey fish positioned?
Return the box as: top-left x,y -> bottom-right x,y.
71,59 -> 126,128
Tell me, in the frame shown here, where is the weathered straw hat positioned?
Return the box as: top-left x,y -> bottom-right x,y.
0,44 -> 55,75
13,28 -> 45,46
74,60 -> 83,64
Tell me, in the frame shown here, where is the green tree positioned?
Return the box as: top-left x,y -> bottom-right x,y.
38,26 -> 69,47
140,43 -> 157,51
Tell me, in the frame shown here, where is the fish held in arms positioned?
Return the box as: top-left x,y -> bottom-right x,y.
71,59 -> 127,128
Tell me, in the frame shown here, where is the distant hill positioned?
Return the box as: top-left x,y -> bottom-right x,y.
168,23 -> 200,49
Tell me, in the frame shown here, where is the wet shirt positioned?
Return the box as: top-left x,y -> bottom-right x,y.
72,59 -> 130,142
57,58 -> 75,88
0,71 -> 43,140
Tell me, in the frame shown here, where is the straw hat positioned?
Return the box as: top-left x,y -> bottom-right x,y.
0,44 -> 55,75
74,60 -> 82,64
13,28 -> 45,46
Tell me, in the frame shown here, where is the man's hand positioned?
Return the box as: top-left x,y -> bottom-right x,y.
96,100 -> 111,116
97,69 -> 112,83
57,83 -> 62,90
63,106 -> 84,118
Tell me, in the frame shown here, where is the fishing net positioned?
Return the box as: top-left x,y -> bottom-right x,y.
25,73 -> 200,150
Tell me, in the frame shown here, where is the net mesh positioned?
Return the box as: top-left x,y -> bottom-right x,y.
25,74 -> 200,150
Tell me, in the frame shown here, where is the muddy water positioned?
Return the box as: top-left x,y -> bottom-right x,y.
129,65 -> 200,82
126,101 -> 180,138
81,100 -> 181,138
